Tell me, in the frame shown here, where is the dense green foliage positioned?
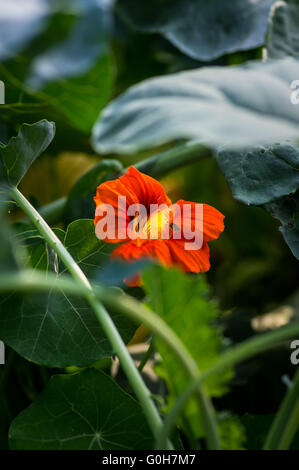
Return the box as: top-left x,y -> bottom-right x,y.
0,0 -> 298,451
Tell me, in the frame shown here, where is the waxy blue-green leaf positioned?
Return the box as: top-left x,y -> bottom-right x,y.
265,190 -> 299,259
9,368 -> 153,450
216,143 -> 299,259
217,143 -> 299,206
0,120 -> 55,187
92,58 -> 299,154
116,0 -> 274,61
267,0 -> 299,59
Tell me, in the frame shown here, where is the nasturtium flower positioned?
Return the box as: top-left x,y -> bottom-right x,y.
94,166 -> 224,284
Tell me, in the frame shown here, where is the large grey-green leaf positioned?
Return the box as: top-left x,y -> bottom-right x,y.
267,0 -> 299,58
217,143 -> 299,206
9,368 -> 153,450
0,219 -> 135,367
265,190 -> 299,259
0,120 -> 55,187
216,143 -> 299,258
116,0 -> 274,61
92,58 -> 299,154
0,0 -> 50,61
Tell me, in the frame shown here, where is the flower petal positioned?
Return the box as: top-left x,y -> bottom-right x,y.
173,200 -> 225,242
111,239 -> 172,265
94,166 -> 171,242
167,239 -> 211,273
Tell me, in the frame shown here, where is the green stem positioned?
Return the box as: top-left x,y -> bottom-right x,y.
154,322 -> 299,449
35,143 -> 209,224
264,369 -> 299,450
138,341 -> 154,373
0,269 -> 220,450
133,142 -> 209,178
10,187 -> 173,450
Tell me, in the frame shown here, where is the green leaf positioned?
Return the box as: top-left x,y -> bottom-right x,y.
9,368 -> 153,450
117,0 -> 273,61
92,58 -> 299,154
143,265 -> 232,437
64,219 -> 114,278
25,0 -> 114,133
265,190 -> 299,259
0,220 -> 136,367
0,120 -> 55,187
216,144 -> 299,259
65,159 -> 123,224
1,1 -> 114,134
216,143 -> 299,206
0,193 -> 24,270
28,56 -> 114,134
14,226 -> 65,273
267,0 -> 299,59
218,413 -> 246,450
27,1 -> 113,90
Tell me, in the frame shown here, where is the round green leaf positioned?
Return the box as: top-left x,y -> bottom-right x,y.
9,368 -> 153,450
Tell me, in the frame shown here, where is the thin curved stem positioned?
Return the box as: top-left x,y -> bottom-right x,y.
154,322 -> 299,449
138,341 -> 154,373
10,187 -> 173,449
264,369 -> 299,450
0,269 -> 220,449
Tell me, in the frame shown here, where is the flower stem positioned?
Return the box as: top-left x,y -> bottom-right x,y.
154,321 -> 299,449
264,369 -> 299,450
10,186 -> 173,450
138,341 -> 154,373
0,269 -> 221,450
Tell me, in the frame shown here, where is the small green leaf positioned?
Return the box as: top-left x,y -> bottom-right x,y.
117,0 -> 273,61
218,413 -> 246,450
92,58 -> 299,154
143,265 -> 232,437
64,219 -> 114,278
65,160 -> 122,224
267,0 -> 299,59
0,120 -> 55,187
9,368 -> 153,450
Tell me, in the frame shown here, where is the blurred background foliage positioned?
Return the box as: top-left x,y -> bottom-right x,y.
0,0 -> 298,450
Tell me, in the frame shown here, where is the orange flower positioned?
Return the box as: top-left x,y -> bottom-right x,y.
94,166 -> 224,284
